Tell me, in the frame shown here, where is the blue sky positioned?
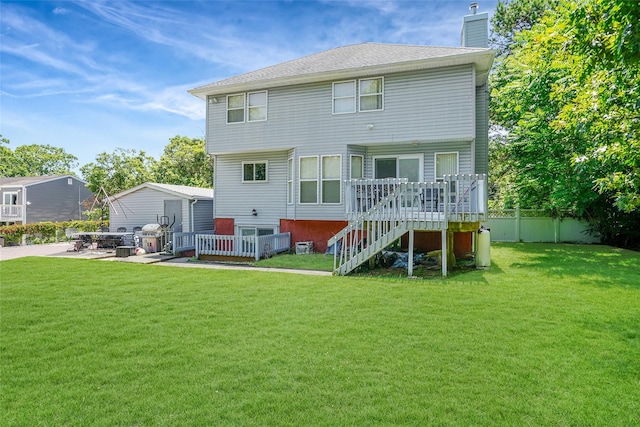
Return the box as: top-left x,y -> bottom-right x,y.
0,0 -> 497,171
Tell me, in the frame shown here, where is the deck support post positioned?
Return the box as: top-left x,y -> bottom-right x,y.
441,229 -> 448,277
408,229 -> 414,277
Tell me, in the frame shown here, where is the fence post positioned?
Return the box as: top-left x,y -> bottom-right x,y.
255,234 -> 260,261
515,206 -> 521,242
195,235 -> 199,259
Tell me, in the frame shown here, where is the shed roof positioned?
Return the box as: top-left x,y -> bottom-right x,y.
189,42 -> 495,99
110,182 -> 213,201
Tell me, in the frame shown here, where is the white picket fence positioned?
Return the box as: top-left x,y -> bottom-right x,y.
195,232 -> 291,261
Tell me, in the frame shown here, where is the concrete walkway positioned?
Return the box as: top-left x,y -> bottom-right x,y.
156,257 -> 332,276
0,242 -> 74,261
1,242 -> 332,276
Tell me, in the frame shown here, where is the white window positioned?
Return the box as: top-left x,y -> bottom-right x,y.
359,77 -> 383,111
240,227 -> 275,236
322,155 -> 341,204
227,94 -> 245,123
373,155 -> 423,181
248,91 -> 267,122
350,155 -> 363,179
4,192 -> 18,205
333,81 -> 356,114
242,161 -> 267,182
299,156 -> 318,204
435,152 -> 459,180
287,157 -> 294,204
435,152 -> 459,202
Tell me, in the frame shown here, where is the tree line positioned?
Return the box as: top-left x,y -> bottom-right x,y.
0,135 -> 213,195
489,0 -> 638,249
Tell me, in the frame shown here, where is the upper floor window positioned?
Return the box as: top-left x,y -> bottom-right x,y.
227,94 -> 245,123
242,161 -> 268,182
359,77 -> 383,111
227,91 -> 267,123
333,78 -> 383,114
333,81 -> 356,114
248,91 -> 267,121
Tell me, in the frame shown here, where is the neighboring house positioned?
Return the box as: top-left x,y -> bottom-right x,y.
189,7 -> 495,274
108,182 -> 213,233
0,175 -> 93,225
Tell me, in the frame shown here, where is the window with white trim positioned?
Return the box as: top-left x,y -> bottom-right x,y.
299,156 -> 318,204
435,152 -> 458,180
287,158 -> 293,204
435,152 -> 459,203
359,77 -> 383,111
240,226 -> 275,237
333,81 -> 356,114
321,155 -> 341,204
242,161 -> 267,182
227,94 -> 245,123
248,91 -> 267,121
350,155 -> 363,179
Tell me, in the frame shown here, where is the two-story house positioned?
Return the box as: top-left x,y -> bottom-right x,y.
189,7 -> 495,275
0,175 -> 93,225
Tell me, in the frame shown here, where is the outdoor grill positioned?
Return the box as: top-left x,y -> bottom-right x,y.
141,223 -> 163,253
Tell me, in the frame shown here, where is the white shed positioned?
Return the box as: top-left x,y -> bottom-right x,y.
108,183 -> 213,233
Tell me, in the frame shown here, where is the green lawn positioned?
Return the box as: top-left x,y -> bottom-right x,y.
1,243 -> 639,426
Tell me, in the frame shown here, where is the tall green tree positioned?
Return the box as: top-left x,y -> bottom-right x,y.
80,148 -> 157,195
153,136 -> 213,188
490,0 -> 558,56
490,0 -> 640,247
0,136 -> 78,177
0,135 -> 12,177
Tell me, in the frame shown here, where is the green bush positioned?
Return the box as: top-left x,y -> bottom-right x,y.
0,220 -> 108,245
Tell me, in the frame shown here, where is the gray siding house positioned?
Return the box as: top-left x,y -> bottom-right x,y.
108,183 -> 213,233
0,175 -> 93,224
189,8 -> 495,274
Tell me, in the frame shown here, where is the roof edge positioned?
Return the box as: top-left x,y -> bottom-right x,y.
189,49 -> 495,100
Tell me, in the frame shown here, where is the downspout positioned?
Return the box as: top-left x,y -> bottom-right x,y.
190,199 -> 198,232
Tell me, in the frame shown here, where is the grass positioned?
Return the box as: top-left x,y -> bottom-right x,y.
1,243 -> 639,426
255,253 -> 334,271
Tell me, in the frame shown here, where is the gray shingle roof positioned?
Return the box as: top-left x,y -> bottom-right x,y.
0,175 -> 84,187
148,183 -> 213,199
190,42 -> 494,99
110,182 -> 213,200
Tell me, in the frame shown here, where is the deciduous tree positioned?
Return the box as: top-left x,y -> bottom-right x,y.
80,148 -> 157,195
0,135 -> 78,177
489,0 -> 640,247
153,136 -> 213,188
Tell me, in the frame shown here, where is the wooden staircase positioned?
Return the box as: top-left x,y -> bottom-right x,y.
329,175 -> 486,276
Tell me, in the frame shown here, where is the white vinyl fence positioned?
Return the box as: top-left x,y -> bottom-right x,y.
195,232 -> 291,261
486,208 -> 600,243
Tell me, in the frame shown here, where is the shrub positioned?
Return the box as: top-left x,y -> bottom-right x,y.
0,220 -> 108,245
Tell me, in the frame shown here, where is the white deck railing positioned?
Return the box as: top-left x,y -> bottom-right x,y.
331,174 -> 486,275
172,230 -> 214,255
345,175 -> 486,221
0,205 -> 24,223
196,232 -> 291,261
